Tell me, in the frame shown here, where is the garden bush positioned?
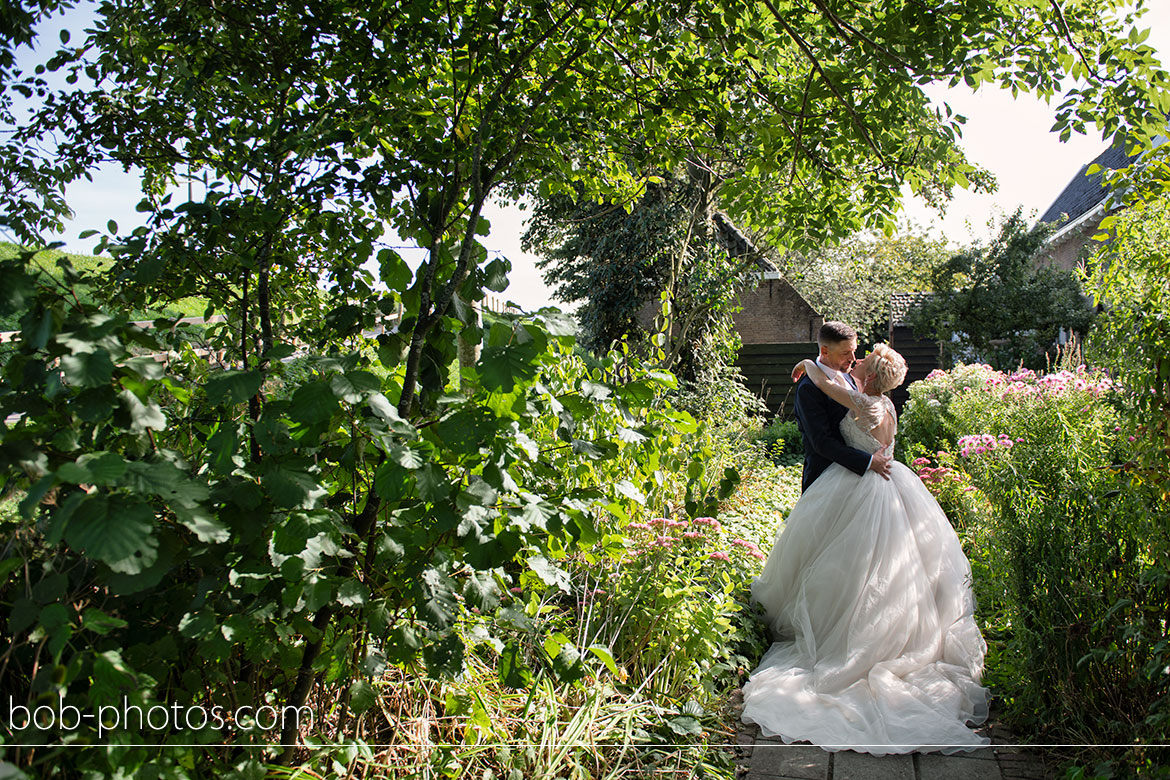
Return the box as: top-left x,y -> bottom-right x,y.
752,418 -> 803,467
899,363 -> 1168,765
0,251 -> 786,778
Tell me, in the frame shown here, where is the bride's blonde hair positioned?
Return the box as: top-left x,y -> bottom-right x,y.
863,343 -> 908,394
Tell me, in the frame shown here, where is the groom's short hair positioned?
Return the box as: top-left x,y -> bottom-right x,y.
818,321 -> 856,347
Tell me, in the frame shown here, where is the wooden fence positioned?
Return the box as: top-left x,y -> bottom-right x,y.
734,341 -> 818,419
735,332 -> 941,420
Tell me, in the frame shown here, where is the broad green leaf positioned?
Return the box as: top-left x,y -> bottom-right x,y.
265,344 -> 297,361
205,370 -> 263,406
498,641 -> 532,688
463,571 -> 500,610
81,607 -> 128,635
119,389 -> 166,433
477,343 -> 540,393
57,451 -> 127,485
178,609 -> 218,639
386,443 -> 424,469
64,497 -> 158,574
173,501 -> 230,543
385,624 -> 422,664
0,557 -> 23,587
348,679 -> 377,714
273,512 -> 313,555
527,555 -> 570,592
262,461 -> 325,508
415,568 -> 458,629
437,408 -> 496,454
207,425 -> 244,474
374,461 -> 414,501
331,371 -> 380,404
581,380 -> 611,400
336,579 -> 368,607
415,464 -> 453,502
378,249 -> 413,291
289,381 -> 338,424
122,461 -> 209,505
61,350 -> 114,388
614,479 -> 645,504
586,644 -> 620,676
368,392 -> 415,435
423,632 -> 464,679
483,257 -> 509,292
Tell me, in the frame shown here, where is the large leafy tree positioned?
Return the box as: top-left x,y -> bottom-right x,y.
1,0 -> 1168,770
523,172 -> 757,381
908,210 -> 1096,369
787,227 -> 949,345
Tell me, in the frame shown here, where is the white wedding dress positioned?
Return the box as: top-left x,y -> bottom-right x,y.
741,390 -> 989,754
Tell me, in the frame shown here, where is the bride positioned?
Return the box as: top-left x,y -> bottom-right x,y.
741,342 -> 989,754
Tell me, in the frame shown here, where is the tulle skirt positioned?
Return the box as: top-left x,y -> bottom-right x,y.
741,461 -> 989,754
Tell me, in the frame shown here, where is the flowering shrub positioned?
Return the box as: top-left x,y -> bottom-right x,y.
563,510 -> 764,701
901,362 -> 1117,459
899,362 -> 1167,754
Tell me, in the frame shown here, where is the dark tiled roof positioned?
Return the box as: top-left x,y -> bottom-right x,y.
1038,140 -> 1137,226
712,211 -> 776,272
889,291 -> 934,327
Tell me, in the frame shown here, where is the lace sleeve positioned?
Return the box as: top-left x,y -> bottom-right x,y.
847,389 -> 888,434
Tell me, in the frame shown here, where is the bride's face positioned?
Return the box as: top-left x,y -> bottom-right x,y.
853,358 -> 878,394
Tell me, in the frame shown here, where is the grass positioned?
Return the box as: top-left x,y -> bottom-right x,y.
0,241 -> 208,329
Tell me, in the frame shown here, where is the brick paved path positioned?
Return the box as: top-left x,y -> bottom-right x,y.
731,696 -> 1053,780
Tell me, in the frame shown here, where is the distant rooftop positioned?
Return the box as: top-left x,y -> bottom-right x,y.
712,211 -> 776,272
889,291 -> 934,327
1037,140 -> 1138,227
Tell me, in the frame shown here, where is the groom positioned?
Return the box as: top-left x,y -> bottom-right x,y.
793,321 -> 891,493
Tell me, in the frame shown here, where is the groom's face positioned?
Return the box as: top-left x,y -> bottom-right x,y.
821,338 -> 857,373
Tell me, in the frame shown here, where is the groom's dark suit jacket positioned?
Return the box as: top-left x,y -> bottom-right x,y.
793,373 -> 871,493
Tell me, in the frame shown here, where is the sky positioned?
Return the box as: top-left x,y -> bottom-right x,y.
9,2 -> 1170,311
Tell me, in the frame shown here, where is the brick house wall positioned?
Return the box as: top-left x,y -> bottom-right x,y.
732,273 -> 824,344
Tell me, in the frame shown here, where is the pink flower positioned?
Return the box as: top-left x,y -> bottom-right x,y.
709,551 -> 730,562
912,457 -> 930,467
682,531 -> 703,539
749,550 -> 766,561
693,516 -> 723,532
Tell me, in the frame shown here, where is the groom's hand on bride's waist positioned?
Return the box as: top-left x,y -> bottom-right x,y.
868,451 -> 892,480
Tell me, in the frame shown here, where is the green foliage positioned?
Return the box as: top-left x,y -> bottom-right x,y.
525,180 -> 689,353
524,174 -> 757,388
907,211 -> 1095,370
900,363 -> 1168,769
752,418 -> 803,467
1087,193 -> 1170,499
4,0 -> 1170,775
0,243 -> 207,330
0,254 -> 730,774
787,227 -> 949,345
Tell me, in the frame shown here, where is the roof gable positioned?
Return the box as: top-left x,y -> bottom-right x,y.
1037,140 -> 1137,226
